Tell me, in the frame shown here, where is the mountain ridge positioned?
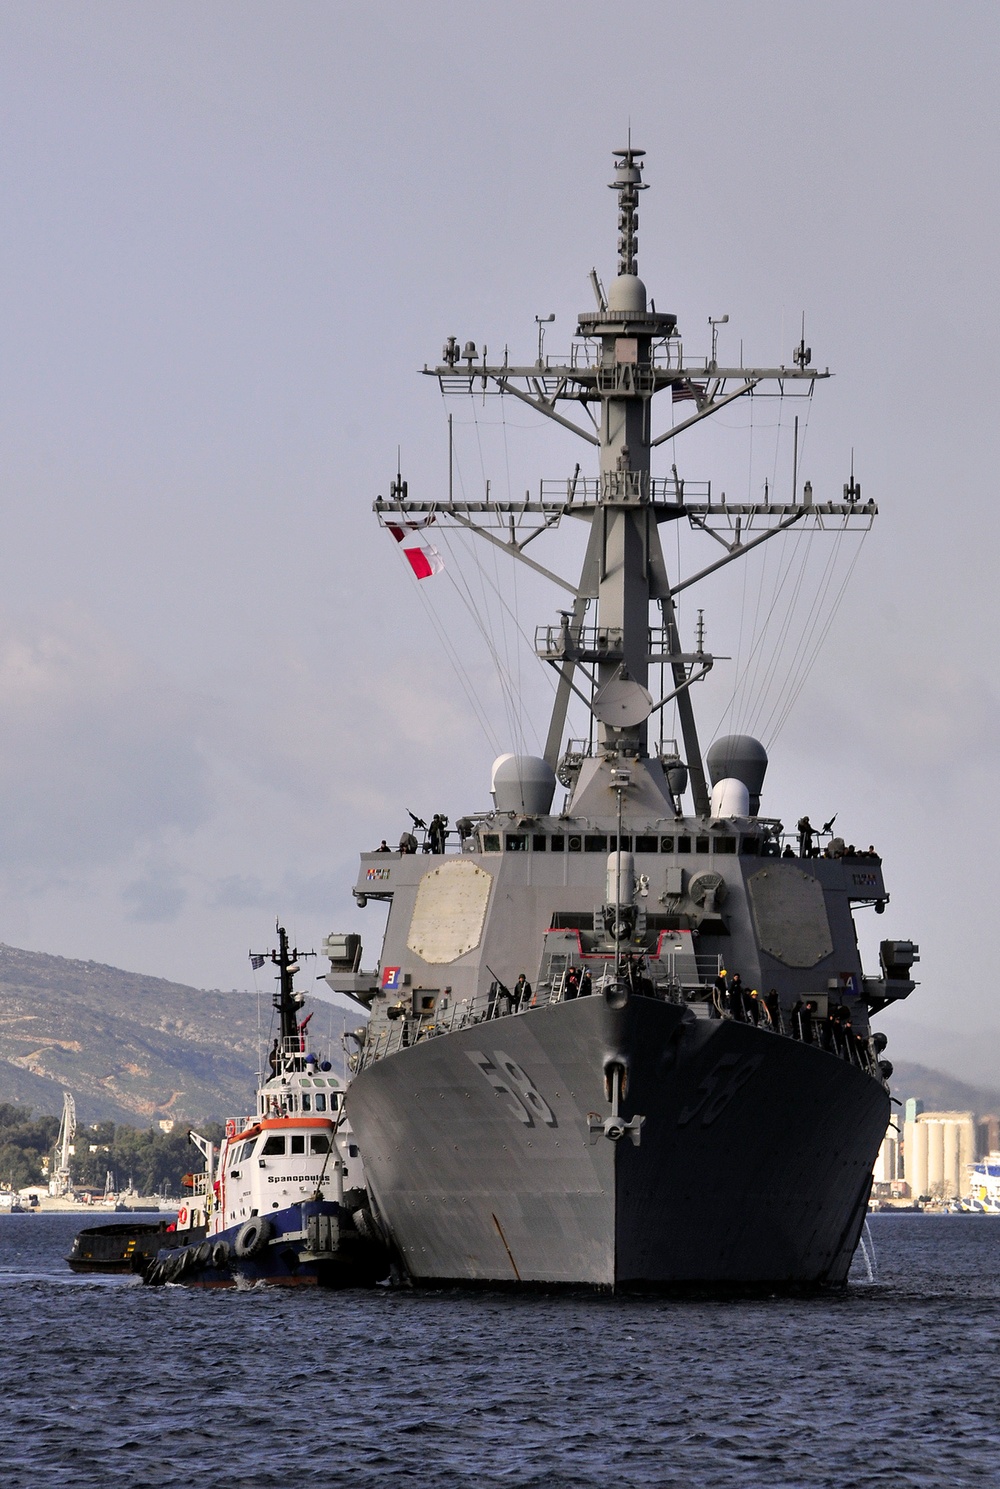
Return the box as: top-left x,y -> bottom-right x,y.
0,942 -> 265,1124
0,941 -> 994,1131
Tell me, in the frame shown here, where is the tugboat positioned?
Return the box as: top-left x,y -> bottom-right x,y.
144,927 -> 389,1288
324,146 -> 919,1290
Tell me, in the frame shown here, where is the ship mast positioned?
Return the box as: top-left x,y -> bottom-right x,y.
251,924 -> 315,1056
377,148 -> 872,818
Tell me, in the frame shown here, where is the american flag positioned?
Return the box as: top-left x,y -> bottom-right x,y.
672,379 -> 707,404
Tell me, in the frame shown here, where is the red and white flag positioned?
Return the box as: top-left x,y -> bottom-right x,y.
386,521 -> 444,580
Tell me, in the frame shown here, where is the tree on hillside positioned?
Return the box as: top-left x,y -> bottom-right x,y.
0,1103 -> 61,1188
72,1121 -> 225,1195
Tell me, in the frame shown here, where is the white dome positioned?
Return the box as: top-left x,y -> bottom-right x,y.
607,274 -> 647,313
490,754 -> 556,815
710,777 -> 751,819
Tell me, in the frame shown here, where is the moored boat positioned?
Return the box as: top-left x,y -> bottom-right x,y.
144,926 -> 389,1288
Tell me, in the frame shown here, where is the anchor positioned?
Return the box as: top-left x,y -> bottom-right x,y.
588,1061 -> 644,1146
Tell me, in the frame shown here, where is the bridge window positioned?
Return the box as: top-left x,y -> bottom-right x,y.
532,835 -> 547,851
550,835 -> 565,851
482,834 -> 500,852
314,1093 -> 327,1112
584,835 -> 607,852
290,1135 -> 306,1155
741,838 -> 760,855
567,835 -> 582,852
696,837 -> 710,853
635,836 -> 658,853
715,837 -> 737,854
310,1135 -> 330,1154
505,834 -> 526,851
660,836 -> 674,852
301,1093 -> 311,1112
262,1135 -> 286,1156
676,836 -> 691,853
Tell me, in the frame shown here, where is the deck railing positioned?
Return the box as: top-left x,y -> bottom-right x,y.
354,973 -> 882,1081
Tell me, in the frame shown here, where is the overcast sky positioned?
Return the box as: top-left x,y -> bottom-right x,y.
1,2 -> 998,1081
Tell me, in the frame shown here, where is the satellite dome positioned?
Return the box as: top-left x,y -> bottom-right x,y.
607,274 -> 647,313
706,735 -> 768,816
490,754 -> 556,815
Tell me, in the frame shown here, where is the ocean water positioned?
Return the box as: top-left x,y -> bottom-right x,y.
0,1214 -> 997,1489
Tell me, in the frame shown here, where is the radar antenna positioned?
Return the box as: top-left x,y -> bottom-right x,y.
609,146 -> 647,277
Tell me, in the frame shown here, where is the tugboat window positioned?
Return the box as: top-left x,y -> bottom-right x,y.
314,1093 -> 327,1112
262,1135 -> 286,1156
290,1135 -> 305,1155
310,1135 -> 330,1154
301,1093 -> 311,1111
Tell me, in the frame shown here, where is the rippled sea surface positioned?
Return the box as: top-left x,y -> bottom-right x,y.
1,1213 -> 998,1488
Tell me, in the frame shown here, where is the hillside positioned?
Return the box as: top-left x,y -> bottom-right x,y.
0,939 -> 992,1130
0,943 -> 267,1124
890,1061 -> 1000,1118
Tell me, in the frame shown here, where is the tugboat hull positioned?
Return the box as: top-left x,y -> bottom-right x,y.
147,1199 -> 389,1289
345,997 -> 888,1290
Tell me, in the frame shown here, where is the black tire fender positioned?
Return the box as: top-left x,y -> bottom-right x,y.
234,1217 -> 274,1259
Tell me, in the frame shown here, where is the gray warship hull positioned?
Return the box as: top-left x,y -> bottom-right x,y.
345,997 -> 887,1289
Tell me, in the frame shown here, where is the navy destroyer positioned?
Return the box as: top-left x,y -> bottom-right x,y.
328,148 -> 918,1289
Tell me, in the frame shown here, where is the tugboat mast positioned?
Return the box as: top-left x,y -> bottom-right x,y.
250,924 -> 315,1052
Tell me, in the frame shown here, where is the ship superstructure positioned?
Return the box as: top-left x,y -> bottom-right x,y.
331,149 -> 918,1289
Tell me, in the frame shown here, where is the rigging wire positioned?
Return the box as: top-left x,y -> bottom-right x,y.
445,439 -> 521,745
437,523 -> 553,755
401,541 -> 505,757
501,395 -> 526,752
467,397 -> 523,752
731,514 -> 813,737
740,523 -> 819,733
395,394 -> 559,758
764,524 -> 870,743
705,389 -> 862,749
